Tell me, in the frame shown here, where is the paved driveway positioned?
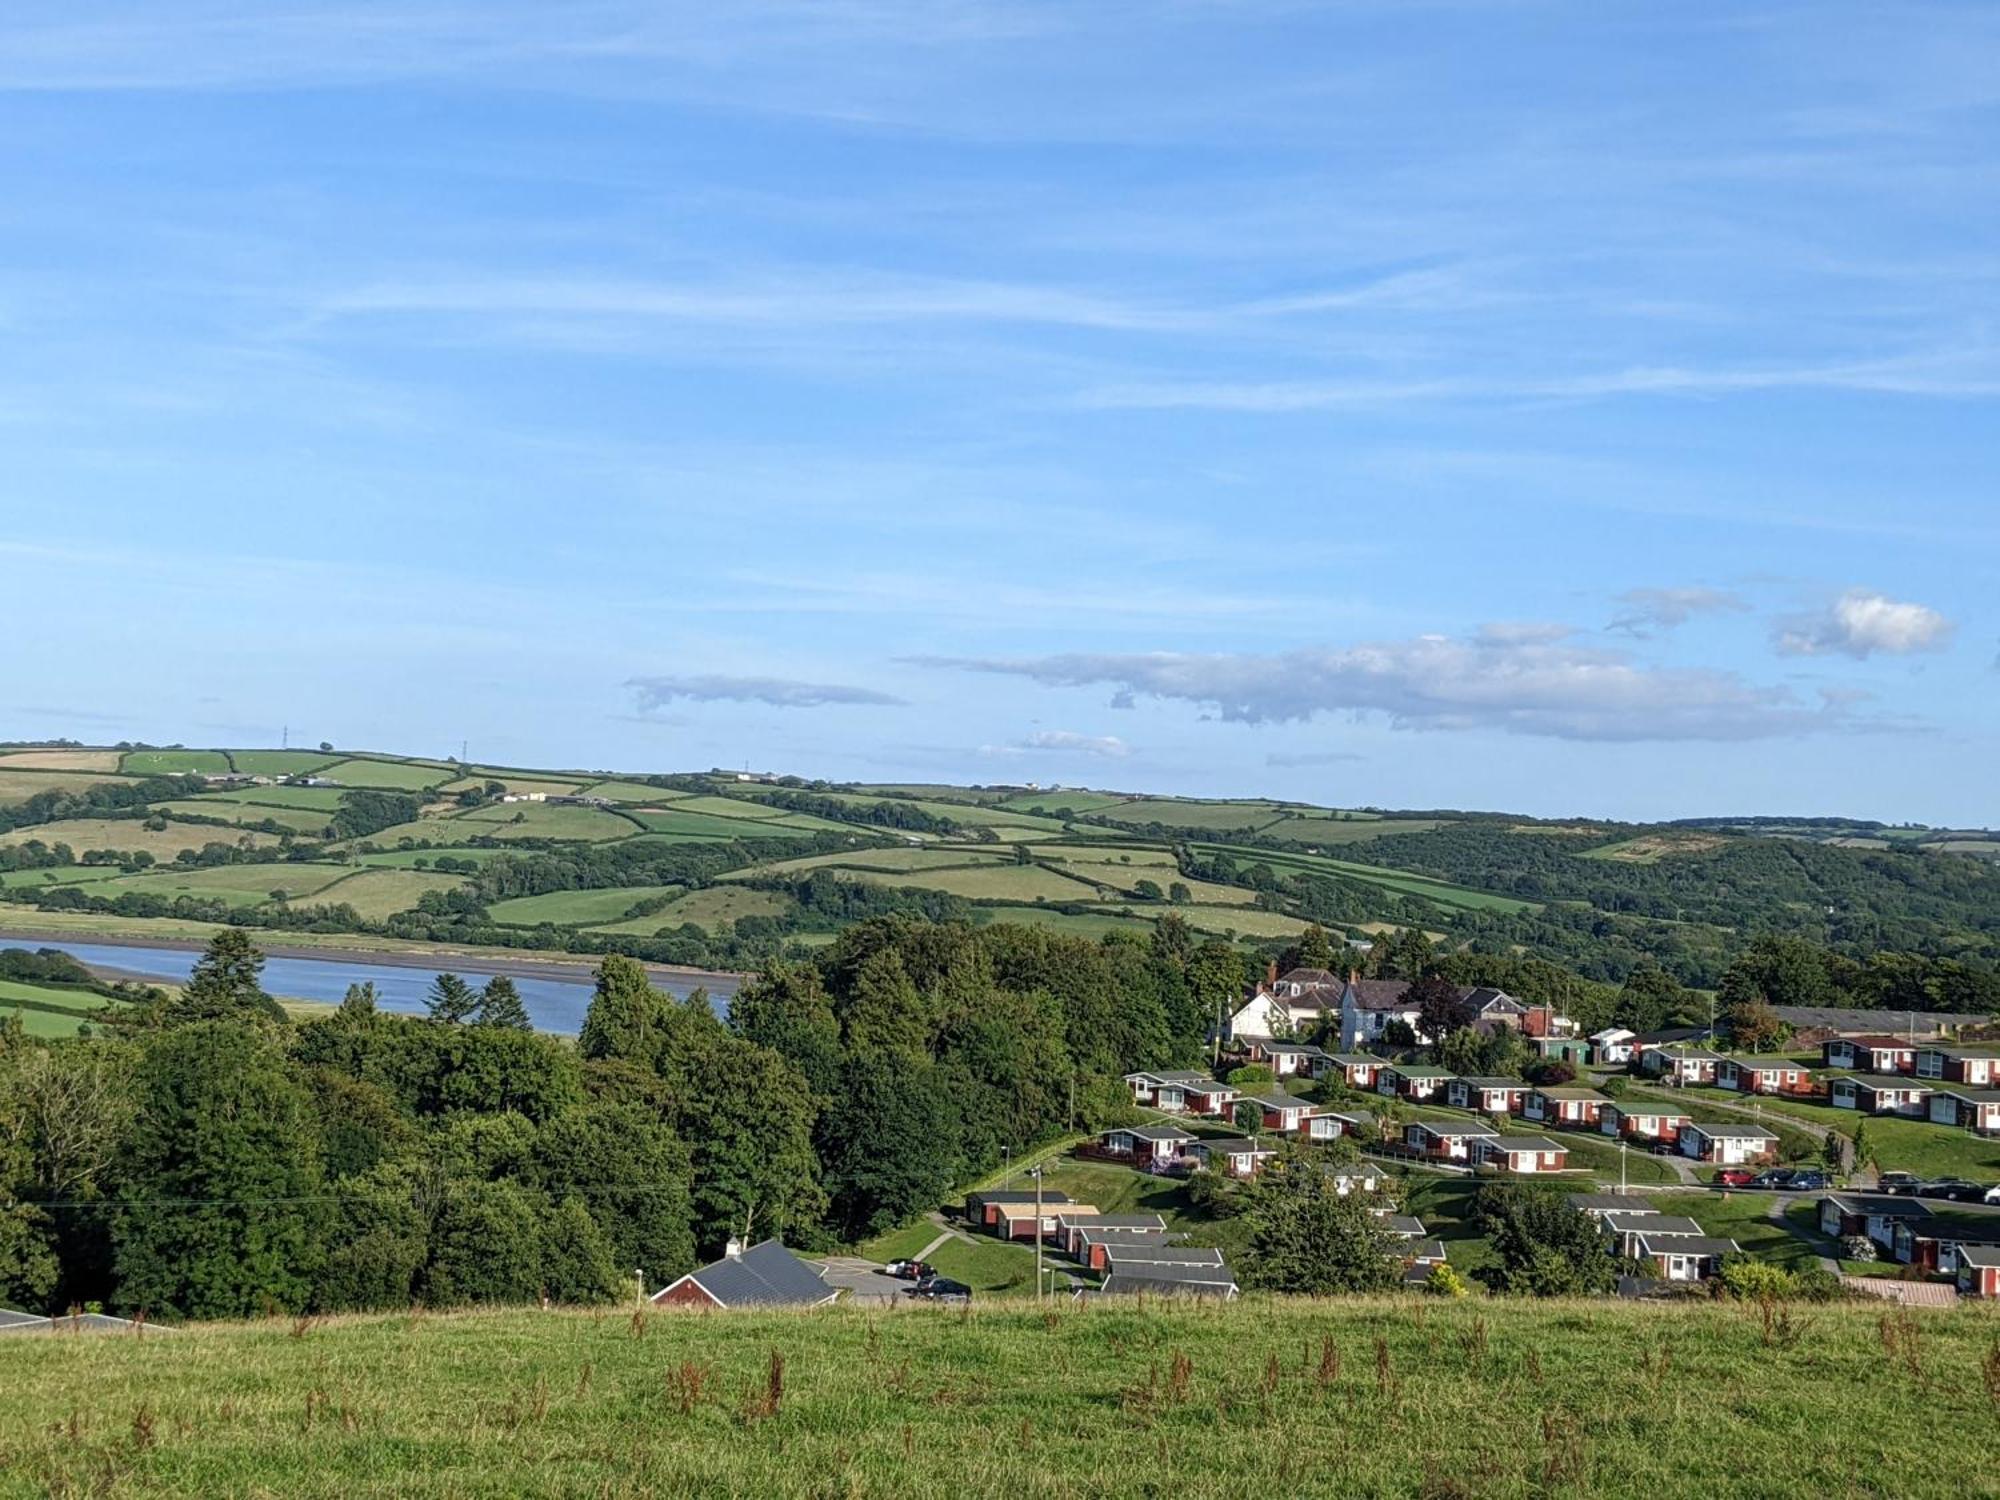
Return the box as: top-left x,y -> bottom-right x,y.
814,1255 -> 918,1304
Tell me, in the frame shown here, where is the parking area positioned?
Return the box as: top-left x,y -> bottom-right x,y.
813,1255 -> 917,1305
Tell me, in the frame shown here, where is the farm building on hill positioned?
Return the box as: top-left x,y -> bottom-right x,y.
650,1239 -> 836,1310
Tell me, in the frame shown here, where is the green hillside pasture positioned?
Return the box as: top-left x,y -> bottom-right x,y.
1579,833 -> 1730,864
97,864 -> 357,908
223,750 -> 343,777
307,869 -> 471,921
991,788 -> 1133,814
590,885 -> 795,935
117,749 -> 231,775
848,782 -> 997,803
0,977 -> 118,1039
1057,862 -> 1256,905
1174,904 -> 1313,938
334,819 -> 466,851
838,864 -> 1103,903
0,748 -> 127,771
818,792 -> 1075,838
0,866 -> 123,889
666,794 -> 798,821
208,785 -> 352,811
486,885 -> 684,927
0,819 -> 281,860
1258,815 -> 1446,845
577,780 -> 688,803
316,758 -> 455,791
8,1301 -> 1996,1498
973,905 -> 1156,939
449,804 -> 641,842
1098,797 -> 1290,831
1197,843 -> 1534,914
0,768 -> 135,805
436,775 -> 586,798
149,800 -> 336,835
717,848 -> 1006,881
623,808 -> 810,841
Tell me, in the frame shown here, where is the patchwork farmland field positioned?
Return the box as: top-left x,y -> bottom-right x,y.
0,768 -> 134,804
208,785 -> 353,811
307,869 -> 470,920
117,749 -> 231,775
448,804 -> 641,841
589,885 -> 793,934
837,863 -> 1104,902
487,885 -> 684,927
316,758 -> 455,790
97,863 -> 357,907
0,748 -> 127,772
436,775 -> 586,798
148,800 -> 337,834
224,750 -> 344,777
0,818 -> 282,859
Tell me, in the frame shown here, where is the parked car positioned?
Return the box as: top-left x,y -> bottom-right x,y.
1714,1167 -> 1757,1188
1918,1178 -> 1990,1203
1875,1171 -> 1922,1196
1784,1170 -> 1830,1191
910,1276 -> 972,1303
883,1259 -> 933,1281
1748,1169 -> 1797,1190
1985,1184 -> 2000,1206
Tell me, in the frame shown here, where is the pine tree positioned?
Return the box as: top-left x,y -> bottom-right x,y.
426,972 -> 478,1024
163,929 -> 284,1025
475,976 -> 532,1030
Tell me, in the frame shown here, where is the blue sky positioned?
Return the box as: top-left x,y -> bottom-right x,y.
4,2 -> 1996,822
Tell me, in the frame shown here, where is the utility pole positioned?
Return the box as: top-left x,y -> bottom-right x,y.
1032,1165 -> 1044,1305
1620,1140 -> 1628,1196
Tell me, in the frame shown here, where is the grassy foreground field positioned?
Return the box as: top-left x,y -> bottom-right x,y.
0,1299 -> 1995,1497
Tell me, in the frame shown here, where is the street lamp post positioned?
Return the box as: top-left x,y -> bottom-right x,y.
1031,1165 -> 1044,1305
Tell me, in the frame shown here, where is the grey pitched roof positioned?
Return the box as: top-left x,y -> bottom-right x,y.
1607,1214 -> 1702,1237
1118,1125 -> 1195,1143
666,1240 -> 833,1308
1685,1123 -> 1778,1140
1068,1214 -> 1169,1231
1329,1053 -> 1386,1066
1484,1135 -> 1564,1153
1959,1245 -> 2000,1268
1458,1076 -> 1526,1090
1186,1136 -> 1270,1155
1569,1193 -> 1658,1213
1405,1238 -> 1447,1262
1097,1269 -> 1237,1297
965,1189 -> 1073,1209
1834,1074 -> 1933,1092
1259,1041 -> 1331,1057
1407,1115 -> 1498,1137
1934,1088 -> 2000,1103
1077,1227 -> 1171,1247
0,1312 -> 170,1334
1380,1215 -> 1427,1237
1248,1090 -> 1315,1110
1635,1234 -> 1738,1257
1921,1045 -> 2000,1060
1101,1244 -> 1225,1267
1821,1193 -> 1934,1220
1769,1006 -> 1981,1032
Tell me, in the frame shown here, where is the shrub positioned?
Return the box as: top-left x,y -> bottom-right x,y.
1227,1064 -> 1274,1086
1427,1263 -> 1470,1298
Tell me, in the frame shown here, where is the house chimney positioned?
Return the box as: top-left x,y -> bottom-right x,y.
1348,968 -> 1361,985
724,1236 -> 744,1259
1266,960 -> 1278,986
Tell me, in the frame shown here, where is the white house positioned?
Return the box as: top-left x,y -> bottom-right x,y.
1677,1123 -> 1778,1165
1590,1028 -> 1636,1066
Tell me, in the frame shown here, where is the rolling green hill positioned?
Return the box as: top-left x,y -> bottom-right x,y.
4,744 -> 2000,991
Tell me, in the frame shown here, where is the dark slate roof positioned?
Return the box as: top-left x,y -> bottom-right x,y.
1101,1244 -> 1226,1267
1607,1214 -> 1702,1237
1959,1245 -> 2000,1268
1119,1125 -> 1195,1143
1259,1041 -> 1331,1057
1381,1215 -> 1426,1237
1329,1053 -> 1386,1066
1723,1055 -> 1811,1070
1249,1090 -> 1315,1110
1531,1087 -> 1610,1101
1632,1027 -> 1712,1045
1069,1214 -> 1169,1231
1078,1228 -> 1171,1247
1635,1234 -> 1738,1257
667,1240 -> 833,1308
1830,1035 -> 1918,1050
1569,1193 -> 1658,1214
1407,1115 -> 1498,1137
1821,1193 -> 1935,1220
1097,1269 -> 1238,1297
1685,1123 -> 1778,1139
1835,1075 -> 1933,1092
1935,1088 -> 2000,1103
1921,1045 -> 2000,1060
1406,1238 -> 1447,1262
1458,1076 -> 1526,1090
1485,1135 -> 1564,1153
1187,1136 -> 1269,1155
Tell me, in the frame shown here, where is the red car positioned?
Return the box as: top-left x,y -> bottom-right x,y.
1713,1167 -> 1756,1188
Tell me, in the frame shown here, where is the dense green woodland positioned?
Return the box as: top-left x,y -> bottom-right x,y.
0,917 -> 1250,1320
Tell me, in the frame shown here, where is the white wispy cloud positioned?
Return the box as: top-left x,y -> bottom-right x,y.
1774,590 -> 1955,659
913,627 -> 1866,742
1608,586 -> 1751,636
628,674 -> 905,710
981,729 -> 1132,759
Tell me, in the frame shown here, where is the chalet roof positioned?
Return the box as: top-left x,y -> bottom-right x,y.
1531,1087 -> 1610,1102
1380,1215 -> 1426,1237
1100,1244 -> 1225,1267
1724,1054 -> 1811,1069
1458,1076 -> 1526,1089
1607,1213 -> 1702,1237
1390,1065 -> 1455,1081
965,1189 -> 1072,1209
995,1199 -> 1096,1223
1069,1214 -> 1169,1230
1821,1193 -> 1934,1221
1569,1193 -> 1658,1214
1466,987 -> 1523,1012
1408,1115 -> 1498,1137
1635,1234 -> 1739,1258
659,1240 -> 833,1309
1097,1268 -> 1238,1296
1591,1028 -> 1636,1042
1606,1103 -> 1690,1119
1405,1238 -> 1447,1262
1259,1042 -> 1331,1057
1319,1108 -> 1375,1127
1920,1045 -> 2000,1060
1632,1027 -> 1713,1046
1248,1090 -> 1315,1111
1832,1035 -> 1918,1050
1959,1245 -> 2000,1268
1118,1125 -> 1195,1143
1651,1044 -> 1725,1061
1186,1136 -> 1270,1156
1329,1053 -> 1386,1066
1485,1135 -> 1564,1153
1685,1123 -> 1778,1140
1077,1228 -> 1170,1247
1837,1075 -> 1933,1092
1934,1088 -> 2000,1104
1280,967 -> 1343,988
